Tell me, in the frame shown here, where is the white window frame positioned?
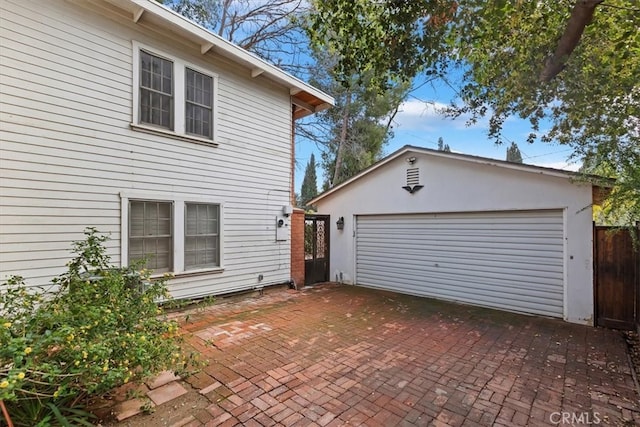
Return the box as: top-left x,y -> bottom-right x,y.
184,202 -> 221,271
131,41 -> 219,146
120,191 -> 224,277
128,199 -> 174,273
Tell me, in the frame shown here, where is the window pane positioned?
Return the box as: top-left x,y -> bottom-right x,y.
152,72 -> 161,92
141,69 -> 150,88
185,68 -> 213,139
184,203 -> 219,270
139,51 -> 173,129
130,202 -> 145,237
129,238 -> 143,257
129,200 -> 172,273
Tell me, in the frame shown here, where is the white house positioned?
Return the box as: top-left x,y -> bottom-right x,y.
0,0 -> 333,299
309,146 -> 599,325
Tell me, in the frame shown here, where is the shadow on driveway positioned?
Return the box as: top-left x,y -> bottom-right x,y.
114,283 -> 640,426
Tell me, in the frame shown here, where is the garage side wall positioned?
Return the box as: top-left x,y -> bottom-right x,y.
315,154 -> 594,325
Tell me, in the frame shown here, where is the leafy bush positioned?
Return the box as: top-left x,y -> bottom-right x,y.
0,228 -> 195,426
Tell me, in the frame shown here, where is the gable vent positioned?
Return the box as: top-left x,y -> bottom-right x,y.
403,167 -> 423,194
406,168 -> 420,186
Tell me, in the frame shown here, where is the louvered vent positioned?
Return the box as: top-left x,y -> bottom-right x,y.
406,168 -> 420,186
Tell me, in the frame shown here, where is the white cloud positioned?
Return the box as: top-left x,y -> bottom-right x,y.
392,99 -> 488,132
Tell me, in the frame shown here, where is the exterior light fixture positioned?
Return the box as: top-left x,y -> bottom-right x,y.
336,217 -> 345,230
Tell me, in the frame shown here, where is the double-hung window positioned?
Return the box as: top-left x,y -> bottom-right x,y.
129,200 -> 173,273
139,51 -> 173,130
133,42 -> 218,144
124,194 -> 222,275
185,203 -> 219,269
185,69 -> 213,139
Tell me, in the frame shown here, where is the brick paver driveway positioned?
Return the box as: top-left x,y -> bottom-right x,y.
117,283 -> 639,426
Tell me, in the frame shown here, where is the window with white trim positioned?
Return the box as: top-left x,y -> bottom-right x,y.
139,51 -> 173,129
185,203 -> 220,269
129,200 -> 173,272
132,42 -> 218,144
185,68 -> 213,139
122,193 -> 223,275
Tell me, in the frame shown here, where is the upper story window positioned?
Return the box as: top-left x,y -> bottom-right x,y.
185,68 -> 213,139
140,51 -> 173,130
132,42 -> 218,145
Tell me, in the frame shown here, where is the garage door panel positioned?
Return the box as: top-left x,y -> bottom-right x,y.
358,214 -> 563,228
358,233 -> 562,245
357,246 -> 564,269
357,246 -> 563,270
355,210 -> 564,317
358,271 -> 563,317
358,238 -> 563,253
357,260 -> 564,292
357,254 -> 564,280
361,274 -> 564,309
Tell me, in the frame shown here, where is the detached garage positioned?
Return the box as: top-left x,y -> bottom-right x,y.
309,146 -> 598,325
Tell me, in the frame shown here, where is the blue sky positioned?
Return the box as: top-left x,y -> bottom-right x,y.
294,77 -> 581,193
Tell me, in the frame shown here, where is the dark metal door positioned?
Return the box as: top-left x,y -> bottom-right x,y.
594,225 -> 639,330
305,215 -> 330,285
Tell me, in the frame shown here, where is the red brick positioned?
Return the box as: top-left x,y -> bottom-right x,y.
147,382 -> 188,406
290,209 -> 305,287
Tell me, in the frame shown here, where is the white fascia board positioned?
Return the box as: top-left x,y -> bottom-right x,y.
120,0 -> 334,106
411,147 -> 580,180
308,147 -> 415,205
309,145 -> 593,205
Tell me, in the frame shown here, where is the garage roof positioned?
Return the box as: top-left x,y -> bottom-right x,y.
92,0 -> 334,119
309,145 -> 613,204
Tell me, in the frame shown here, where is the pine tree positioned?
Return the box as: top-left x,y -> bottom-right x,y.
506,142 -> 523,163
437,137 -> 451,152
300,153 -> 318,208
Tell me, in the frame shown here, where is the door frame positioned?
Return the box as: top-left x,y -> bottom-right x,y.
304,214 -> 330,285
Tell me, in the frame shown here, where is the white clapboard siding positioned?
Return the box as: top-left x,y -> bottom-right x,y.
355,210 -> 565,317
0,0 -> 298,298
0,127 -> 290,176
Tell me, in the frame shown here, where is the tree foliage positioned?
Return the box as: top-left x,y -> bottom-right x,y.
306,0 -> 453,89
437,136 -> 451,152
164,0 -> 406,190
161,0 -> 308,72
297,50 -> 409,188
300,153 -> 318,208
306,0 -> 640,225
506,142 -> 523,163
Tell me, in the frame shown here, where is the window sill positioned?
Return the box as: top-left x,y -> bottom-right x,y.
130,123 -> 219,147
151,267 -> 225,280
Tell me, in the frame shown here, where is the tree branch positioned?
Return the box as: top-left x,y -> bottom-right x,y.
540,0 -> 604,82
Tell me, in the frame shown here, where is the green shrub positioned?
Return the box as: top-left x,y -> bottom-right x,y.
0,228 -> 196,426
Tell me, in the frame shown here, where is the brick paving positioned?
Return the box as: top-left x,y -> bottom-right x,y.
112,283 -> 639,426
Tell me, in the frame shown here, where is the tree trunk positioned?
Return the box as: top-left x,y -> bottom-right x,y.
540,0 -> 603,82
218,0 -> 231,37
332,90 -> 351,187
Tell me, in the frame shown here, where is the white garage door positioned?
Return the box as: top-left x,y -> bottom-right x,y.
355,210 -> 564,317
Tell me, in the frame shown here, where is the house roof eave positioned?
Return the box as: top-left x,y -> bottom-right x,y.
308,145 -> 615,205
97,0 -> 334,116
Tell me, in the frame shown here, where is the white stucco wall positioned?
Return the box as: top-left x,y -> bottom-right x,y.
315,151 -> 594,325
